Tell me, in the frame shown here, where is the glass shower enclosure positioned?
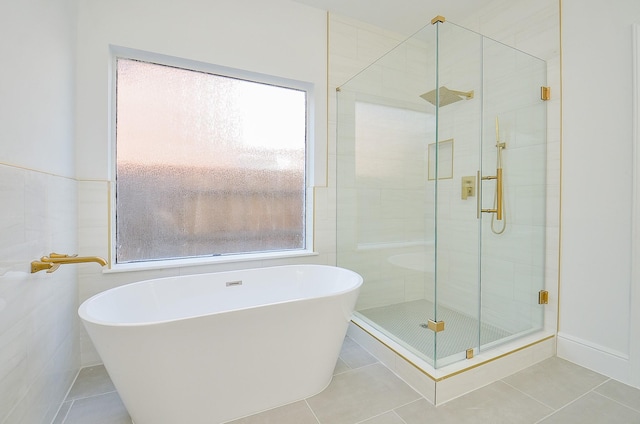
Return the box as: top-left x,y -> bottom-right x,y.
336,19 -> 547,369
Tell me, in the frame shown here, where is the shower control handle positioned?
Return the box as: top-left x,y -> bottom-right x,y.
461,176 -> 476,200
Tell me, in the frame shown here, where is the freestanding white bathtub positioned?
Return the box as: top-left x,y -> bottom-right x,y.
78,264 -> 362,424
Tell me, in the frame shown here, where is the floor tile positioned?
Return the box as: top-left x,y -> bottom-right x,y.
537,392 -> 640,424
338,336 -> 378,369
54,334 -> 640,424
334,357 -> 351,374
594,379 -> 640,412
395,399 -> 454,424
502,357 -> 608,410
359,411 -> 406,424
226,400 -> 319,424
52,401 -> 72,424
66,365 -> 116,400
306,363 -> 420,424
396,381 -> 553,424
63,392 -> 131,424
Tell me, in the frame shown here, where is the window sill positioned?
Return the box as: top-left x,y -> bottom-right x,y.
104,250 -> 319,274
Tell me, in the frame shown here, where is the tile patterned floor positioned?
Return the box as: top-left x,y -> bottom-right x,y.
53,336 -> 640,424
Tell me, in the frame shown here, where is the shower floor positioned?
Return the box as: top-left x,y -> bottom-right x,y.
357,299 -> 513,362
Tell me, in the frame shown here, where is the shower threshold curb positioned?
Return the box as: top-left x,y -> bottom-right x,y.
347,320 -> 555,405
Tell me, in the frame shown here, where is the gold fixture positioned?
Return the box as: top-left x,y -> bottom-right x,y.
479,168 -> 503,220
420,87 -> 474,107
31,253 -> 108,274
541,86 -> 551,101
466,348 -> 474,359
427,319 -> 445,333
431,15 -> 446,24
489,117 -> 508,234
538,290 -> 549,305
461,176 -> 476,199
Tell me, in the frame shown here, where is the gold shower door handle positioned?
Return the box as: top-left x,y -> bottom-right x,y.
478,168 -> 503,220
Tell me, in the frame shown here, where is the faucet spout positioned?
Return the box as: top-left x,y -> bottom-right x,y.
41,255 -> 108,266
30,253 -> 108,273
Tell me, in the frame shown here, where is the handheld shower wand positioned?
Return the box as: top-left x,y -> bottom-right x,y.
491,117 -> 507,234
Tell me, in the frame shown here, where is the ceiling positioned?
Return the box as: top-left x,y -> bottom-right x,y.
293,0 -> 488,34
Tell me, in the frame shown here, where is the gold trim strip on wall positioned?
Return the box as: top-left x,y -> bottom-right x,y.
557,0 -> 564,343
0,161 -> 78,180
324,10 -> 330,188
107,181 -> 112,268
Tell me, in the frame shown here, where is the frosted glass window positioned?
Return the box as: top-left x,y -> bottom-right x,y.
115,58 -> 307,263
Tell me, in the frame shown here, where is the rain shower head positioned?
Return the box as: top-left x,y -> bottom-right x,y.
420,86 -> 474,107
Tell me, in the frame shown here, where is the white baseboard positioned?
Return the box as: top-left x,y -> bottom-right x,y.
557,333 -> 632,385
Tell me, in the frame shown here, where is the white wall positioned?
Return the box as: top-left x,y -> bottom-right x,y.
0,0 -> 79,422
75,0 -> 330,365
559,0 -> 640,388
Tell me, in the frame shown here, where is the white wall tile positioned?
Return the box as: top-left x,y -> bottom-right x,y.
0,166 -> 79,424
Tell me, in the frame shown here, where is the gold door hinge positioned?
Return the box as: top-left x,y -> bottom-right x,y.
427,319 -> 445,332
541,86 -> 551,101
466,348 -> 474,359
538,290 -> 549,304
431,15 -> 446,25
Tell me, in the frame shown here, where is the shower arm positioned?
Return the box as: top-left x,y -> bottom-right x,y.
478,169 -> 503,220
448,89 -> 474,99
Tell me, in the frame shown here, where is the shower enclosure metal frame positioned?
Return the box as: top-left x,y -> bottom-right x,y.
336,16 -> 548,370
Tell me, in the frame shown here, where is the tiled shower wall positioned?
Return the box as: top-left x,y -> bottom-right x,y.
329,0 -> 560,334
0,167 -> 79,424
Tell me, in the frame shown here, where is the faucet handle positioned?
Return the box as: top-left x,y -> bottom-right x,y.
46,263 -> 62,273
31,261 -> 55,273
49,252 -> 78,259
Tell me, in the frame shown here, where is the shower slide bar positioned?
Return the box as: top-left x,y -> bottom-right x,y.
477,169 -> 503,220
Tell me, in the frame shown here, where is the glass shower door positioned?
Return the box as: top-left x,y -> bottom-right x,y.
478,38 -> 547,352
432,23 -> 547,366
432,21 -> 484,368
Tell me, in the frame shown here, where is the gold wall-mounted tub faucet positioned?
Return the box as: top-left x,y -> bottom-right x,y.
31,253 -> 108,273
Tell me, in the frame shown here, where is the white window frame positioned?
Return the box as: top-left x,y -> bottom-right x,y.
107,46 -> 317,272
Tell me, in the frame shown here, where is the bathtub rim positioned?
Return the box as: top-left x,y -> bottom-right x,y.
78,264 -> 363,328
